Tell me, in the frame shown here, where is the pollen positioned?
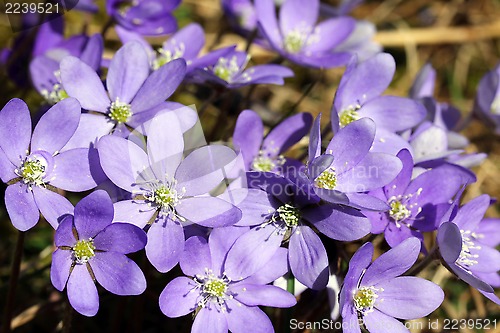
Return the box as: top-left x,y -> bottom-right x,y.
251,152 -> 285,172
389,200 -> 411,222
275,203 -> 301,228
151,186 -> 180,207
41,83 -> 68,104
152,44 -> 185,70
314,168 -> 337,190
18,158 -> 46,187
109,98 -> 132,123
339,108 -> 360,127
213,55 -> 247,83
73,239 -> 96,264
353,286 -> 379,314
203,279 -> 228,298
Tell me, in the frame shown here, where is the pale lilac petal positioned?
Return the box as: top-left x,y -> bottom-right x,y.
254,0 -> 282,49
50,249 -> 72,291
469,245 -> 500,272
360,96 -> 426,132
243,247 -> 289,285
341,306 -> 361,333
305,204 -> 371,241
233,110 -> 263,168
363,309 -> 409,333
345,192 -> 389,211
93,223 -> 147,254
478,288 -> 500,305
289,225 -> 329,290
262,112 -> 313,155
192,307 -> 227,333
107,42 -> 149,103
146,216 -> 184,273
0,98 -> 31,165
0,147 -> 17,183
67,264 -> 99,317
112,200 -> 155,228
308,114 -> 322,164
451,194 -> 490,231
220,188 -> 275,227
90,251 -> 146,295
336,152 -> 402,193
449,264 -> 493,292
335,53 -> 395,112
50,148 -> 99,191
375,276 -> 444,319
159,276 -> 199,317
384,223 -> 422,248
146,111 -> 184,178
80,34 -> 104,70
176,145 -> 237,196
177,197 -> 241,228
55,215 -> 77,247
60,56 -> 110,112
279,0 -> 318,36
73,190 -> 113,239
32,186 -> 74,229
61,114 -> 114,152
231,283 -> 296,307
383,149 -> 413,199
304,17 -> 355,52
362,237 -> 421,286
131,58 -> 186,113
97,135 -> 150,193
225,299 -> 274,333
180,235 -> 211,277
5,183 -> 39,231
31,98 -> 81,154
327,118 -> 376,174
476,218 -> 500,247
224,226 -> 284,281
209,226 -> 249,276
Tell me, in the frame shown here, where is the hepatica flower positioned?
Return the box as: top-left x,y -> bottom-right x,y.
191,50 -> 293,88
366,149 -> 473,248
60,41 -> 186,136
473,62 -> 500,134
0,98 -> 100,231
438,194 -> 500,304
159,228 -> 296,333
51,190 -> 147,316
233,109 -> 312,174
340,238 -> 444,333
97,112 -> 241,272
255,0 -> 355,68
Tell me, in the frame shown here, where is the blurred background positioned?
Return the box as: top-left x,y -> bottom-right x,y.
0,0 -> 499,332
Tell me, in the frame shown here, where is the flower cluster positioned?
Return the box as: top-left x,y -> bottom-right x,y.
1,1 -> 499,332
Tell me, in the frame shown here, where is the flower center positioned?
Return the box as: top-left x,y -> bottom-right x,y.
213,56 -> 243,83
18,158 -> 47,186
274,203 -> 301,228
194,269 -> 232,311
389,200 -> 411,222
143,179 -> 185,220
109,98 -> 132,123
73,239 -> 96,264
456,230 -> 482,269
41,83 -> 68,104
353,286 -> 379,314
314,168 -> 337,190
152,45 -> 185,70
284,29 -> 307,53
339,108 -> 361,127
251,153 -> 285,172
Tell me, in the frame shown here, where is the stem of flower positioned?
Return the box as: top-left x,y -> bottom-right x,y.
62,297 -> 74,333
283,273 -> 295,333
1,231 -> 25,333
404,244 -> 439,276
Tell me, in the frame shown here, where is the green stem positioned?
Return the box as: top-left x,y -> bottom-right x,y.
404,244 -> 438,276
283,273 -> 295,333
1,231 -> 25,333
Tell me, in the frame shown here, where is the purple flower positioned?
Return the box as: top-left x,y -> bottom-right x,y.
30,34 -> 104,104
97,111 -> 241,272
190,50 -> 293,88
306,116 -> 402,210
0,98 -> 101,231
331,53 -> 425,132
159,228 -> 296,332
106,0 -> 180,35
220,172 -> 372,290
473,63 -> 500,134
232,109 -> 312,174
51,190 -> 147,316
222,0 -> 257,33
340,238 -> 444,333
366,149 -> 474,248
437,194 -> 500,305
59,41 -> 186,138
255,0 -> 355,68
116,24 -> 235,73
